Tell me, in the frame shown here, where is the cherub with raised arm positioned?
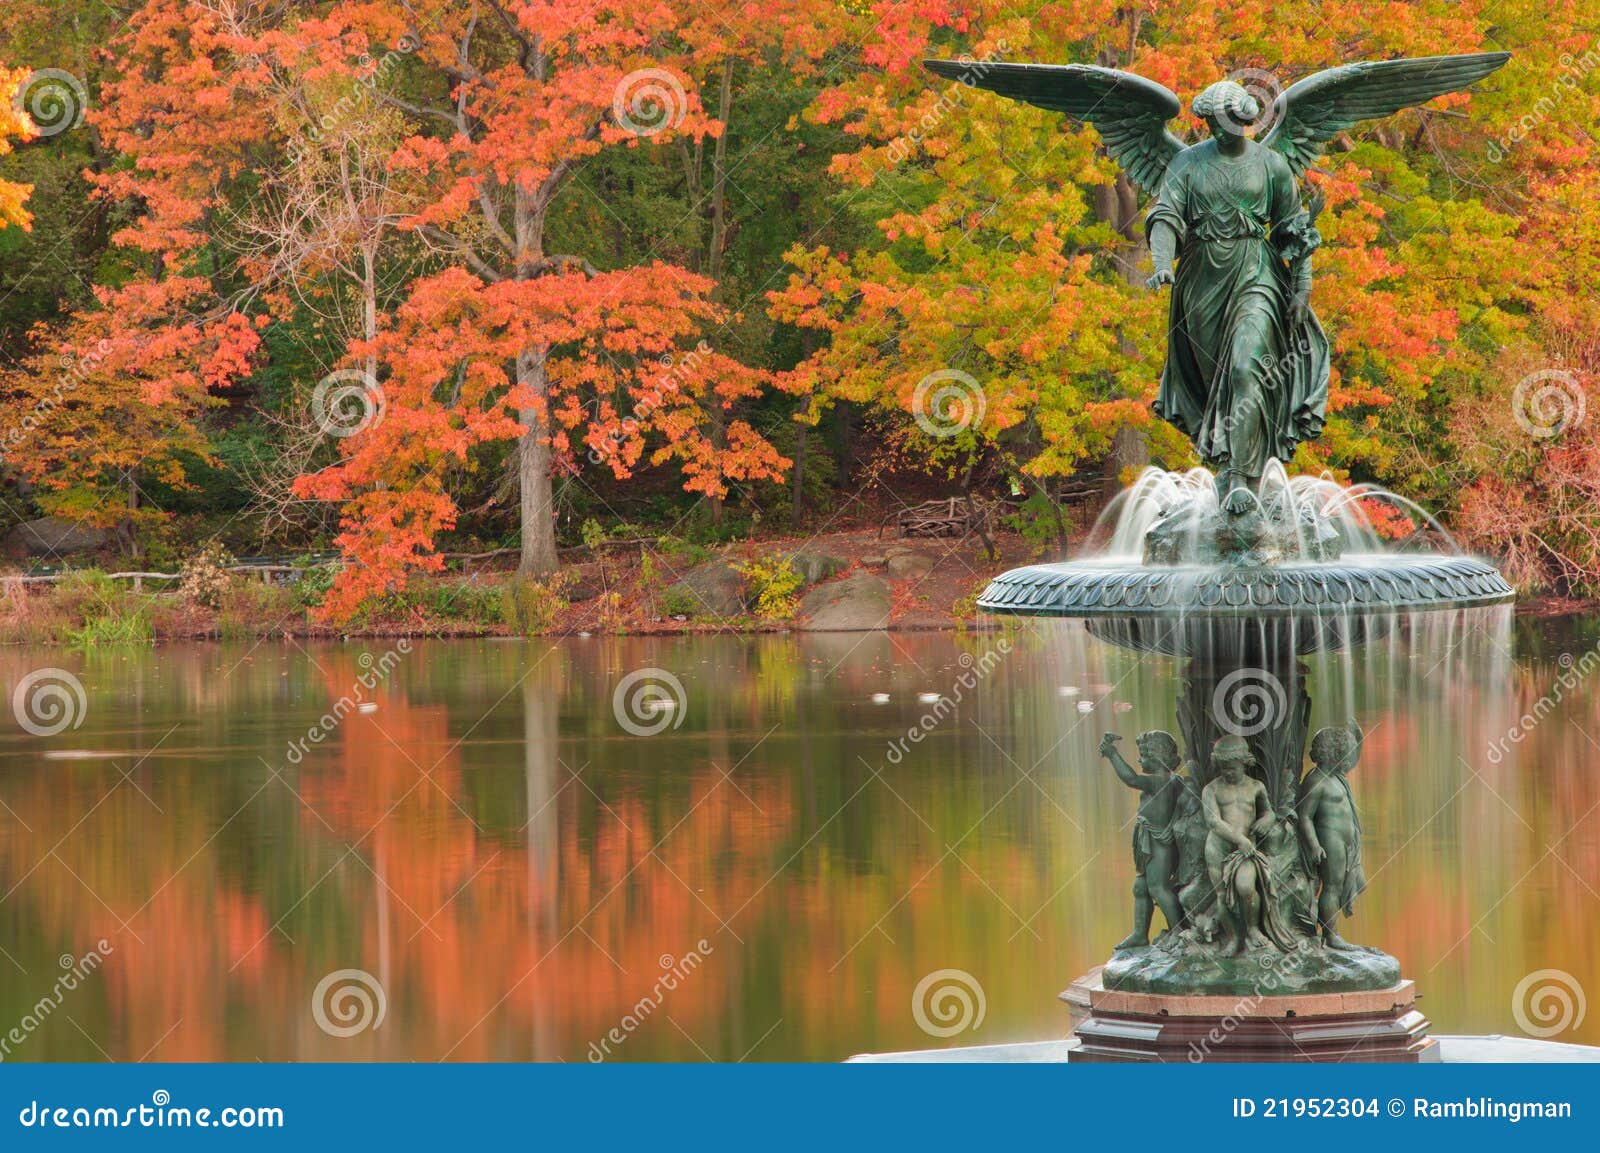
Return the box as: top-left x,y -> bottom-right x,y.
1099,731 -> 1185,949
1298,718 -> 1368,949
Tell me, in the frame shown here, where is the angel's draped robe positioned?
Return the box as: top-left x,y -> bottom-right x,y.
1145,139 -> 1330,482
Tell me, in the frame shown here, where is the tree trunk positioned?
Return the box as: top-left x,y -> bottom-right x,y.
1104,423 -> 1150,498
834,403 -> 855,488
126,473 -> 143,588
704,57 -> 736,529
790,421 -> 807,528
517,346 -> 559,577
1093,172 -> 1148,287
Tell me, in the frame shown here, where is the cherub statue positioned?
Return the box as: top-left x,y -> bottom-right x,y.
1298,718 -> 1368,949
1099,731 -> 1184,949
1202,735 -> 1297,954
925,53 -> 1507,513
1172,766 -> 1214,935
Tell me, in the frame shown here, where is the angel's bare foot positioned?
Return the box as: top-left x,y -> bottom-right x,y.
1115,931 -> 1151,950
1323,929 -> 1356,951
1222,486 -> 1255,515
1245,928 -> 1271,951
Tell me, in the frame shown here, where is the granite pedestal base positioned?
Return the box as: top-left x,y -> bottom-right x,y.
1062,966 -> 1438,1063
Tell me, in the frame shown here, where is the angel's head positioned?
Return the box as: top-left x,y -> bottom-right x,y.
1192,80 -> 1260,139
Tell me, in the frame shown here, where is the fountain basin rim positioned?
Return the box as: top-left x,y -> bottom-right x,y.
975,554 -> 1514,619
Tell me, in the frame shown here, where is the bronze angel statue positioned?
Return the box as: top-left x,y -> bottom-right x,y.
925,54 -> 1508,512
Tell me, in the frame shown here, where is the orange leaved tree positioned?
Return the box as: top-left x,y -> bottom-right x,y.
292,1 -> 793,617
0,66 -> 35,230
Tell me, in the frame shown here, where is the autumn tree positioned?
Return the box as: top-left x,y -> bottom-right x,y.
0,66 -> 34,230
221,8 -> 427,541
0,1 -> 265,548
1438,0 -> 1600,591
292,1 -> 794,616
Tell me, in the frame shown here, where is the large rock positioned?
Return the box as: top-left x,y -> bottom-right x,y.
799,572 -> 891,632
783,550 -> 847,586
886,549 -> 936,580
662,560 -> 746,618
7,516 -> 109,557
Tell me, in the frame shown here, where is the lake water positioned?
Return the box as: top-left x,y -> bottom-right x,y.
2,614 -> 1597,1061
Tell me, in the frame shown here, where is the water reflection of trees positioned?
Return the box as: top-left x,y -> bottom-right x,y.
1,624 -> 1598,1059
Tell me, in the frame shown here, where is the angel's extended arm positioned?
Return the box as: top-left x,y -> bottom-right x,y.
1144,164 -> 1188,289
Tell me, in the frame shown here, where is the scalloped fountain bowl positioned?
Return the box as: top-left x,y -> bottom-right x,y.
975,464 -> 1513,652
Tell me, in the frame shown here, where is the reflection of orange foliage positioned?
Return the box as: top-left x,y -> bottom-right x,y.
4,632 -> 1600,1059
278,651 -> 802,1058
0,770 -> 280,1060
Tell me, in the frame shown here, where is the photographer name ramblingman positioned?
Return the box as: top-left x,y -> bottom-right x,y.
1412,1098 -> 1572,1122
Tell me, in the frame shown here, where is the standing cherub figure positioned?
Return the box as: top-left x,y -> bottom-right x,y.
1298,718 -> 1367,950
1099,731 -> 1184,949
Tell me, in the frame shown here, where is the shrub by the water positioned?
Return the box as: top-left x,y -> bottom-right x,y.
178,543 -> 237,611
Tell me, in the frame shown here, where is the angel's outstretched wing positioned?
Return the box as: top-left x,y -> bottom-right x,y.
924,60 -> 1184,196
1261,52 -> 1510,176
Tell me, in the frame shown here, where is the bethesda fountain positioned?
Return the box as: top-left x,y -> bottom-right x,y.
925,50 -> 1513,1061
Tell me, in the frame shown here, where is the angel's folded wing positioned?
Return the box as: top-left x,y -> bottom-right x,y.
924,60 -> 1185,196
1261,52 -> 1510,176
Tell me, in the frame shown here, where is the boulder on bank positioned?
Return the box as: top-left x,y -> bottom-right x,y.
7,516 -> 109,558
783,550 -> 847,586
799,572 -> 891,632
663,560 -> 746,618
885,549 -> 936,580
